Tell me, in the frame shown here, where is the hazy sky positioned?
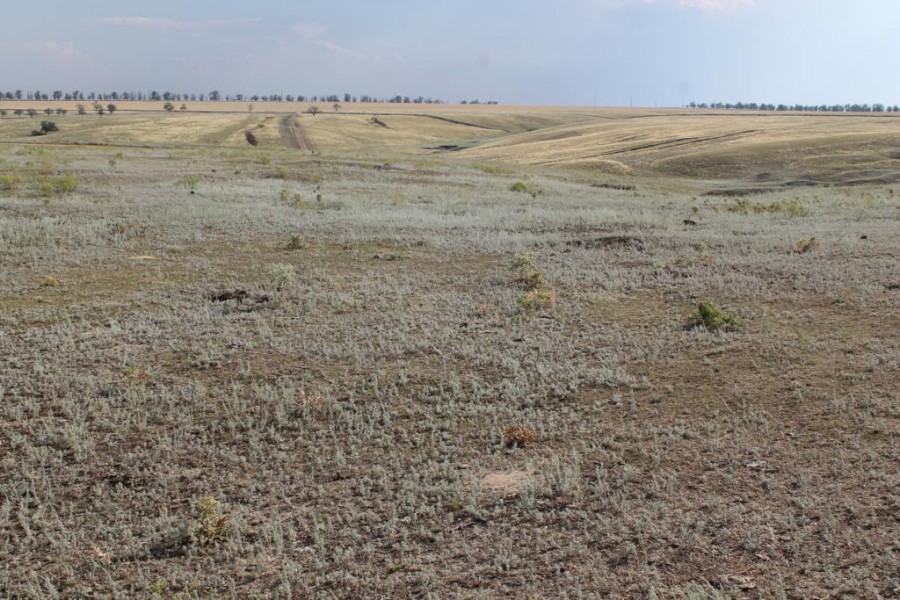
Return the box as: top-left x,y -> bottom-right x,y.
2,0 -> 899,106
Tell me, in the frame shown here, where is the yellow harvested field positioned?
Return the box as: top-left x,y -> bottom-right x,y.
296,112 -> 497,153
3,102 -> 900,185
459,112 -> 900,182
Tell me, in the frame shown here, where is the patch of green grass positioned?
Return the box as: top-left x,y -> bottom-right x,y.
0,172 -> 24,190
177,175 -> 200,191
517,288 -> 557,313
729,197 -> 810,217
35,175 -> 78,196
471,162 -> 515,175
687,301 -> 743,331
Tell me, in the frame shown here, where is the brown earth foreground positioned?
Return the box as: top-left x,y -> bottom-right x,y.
0,104 -> 898,598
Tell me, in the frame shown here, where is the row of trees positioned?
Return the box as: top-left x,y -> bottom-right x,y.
0,89 -> 446,104
687,101 -> 900,113
0,102 -> 118,117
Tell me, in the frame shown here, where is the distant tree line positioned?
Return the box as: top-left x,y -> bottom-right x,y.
0,89 -> 447,105
687,101 -> 900,113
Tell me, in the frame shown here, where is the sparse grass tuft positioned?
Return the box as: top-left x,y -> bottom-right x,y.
730,197 -> 810,217
517,288 -> 557,313
265,262 -> 296,291
280,188 -> 314,209
35,174 -> 78,196
286,235 -> 307,250
509,180 -> 543,197
177,175 -> 200,191
792,237 -> 820,254
0,172 -> 23,190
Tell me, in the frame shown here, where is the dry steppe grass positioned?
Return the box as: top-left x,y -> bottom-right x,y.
5,103 -> 900,189
0,107 -> 898,598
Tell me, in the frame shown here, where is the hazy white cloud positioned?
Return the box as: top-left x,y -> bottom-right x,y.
315,39 -> 370,61
599,0 -> 754,12
292,21 -> 326,40
1,40 -> 90,67
88,17 -> 260,31
282,21 -> 376,63
678,0 -> 754,12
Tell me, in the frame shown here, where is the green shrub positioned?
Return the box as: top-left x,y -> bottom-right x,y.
266,263 -> 296,291
287,235 -> 307,250
36,175 -> 78,196
688,302 -> 743,331
510,253 -> 544,290
177,175 -> 200,191
729,197 -> 810,217
509,180 -> 544,198
279,188 -> 313,209
0,173 -> 23,190
517,288 -> 557,313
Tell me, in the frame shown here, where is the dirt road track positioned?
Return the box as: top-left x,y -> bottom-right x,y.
281,114 -> 313,151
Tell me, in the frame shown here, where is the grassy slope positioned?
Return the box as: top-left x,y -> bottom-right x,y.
459,112 -> 900,184
6,105 -> 900,188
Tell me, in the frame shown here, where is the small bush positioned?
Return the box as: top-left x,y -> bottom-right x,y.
279,188 -> 313,209
194,496 -> 227,543
510,253 -> 544,290
177,175 -> 200,191
792,237 -> 820,254
509,180 -> 544,198
266,263 -> 296,291
287,235 -> 307,250
518,288 -> 557,313
688,302 -> 743,331
729,197 -> 810,217
504,426 -> 537,448
36,175 -> 78,196
0,173 -> 23,190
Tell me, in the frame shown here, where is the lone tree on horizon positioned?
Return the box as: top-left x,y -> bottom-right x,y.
163,102 -> 175,113
307,105 -> 321,116
107,104 -> 117,115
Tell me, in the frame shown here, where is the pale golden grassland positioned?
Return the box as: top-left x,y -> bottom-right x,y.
5,103 -> 899,186
460,112 -> 900,182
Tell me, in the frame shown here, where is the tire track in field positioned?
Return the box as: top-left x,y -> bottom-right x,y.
280,114 -> 313,151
